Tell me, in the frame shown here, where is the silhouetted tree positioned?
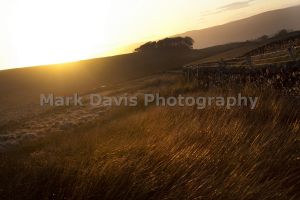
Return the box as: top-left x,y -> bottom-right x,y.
134,41 -> 157,52
256,35 -> 269,41
135,37 -> 194,53
274,29 -> 290,37
183,37 -> 194,47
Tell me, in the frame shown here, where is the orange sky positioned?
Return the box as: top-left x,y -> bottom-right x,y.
0,0 -> 300,70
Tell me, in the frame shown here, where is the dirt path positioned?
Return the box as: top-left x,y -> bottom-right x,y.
0,94 -> 110,151
0,73 -> 181,151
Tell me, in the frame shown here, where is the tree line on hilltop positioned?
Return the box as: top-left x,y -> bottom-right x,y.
135,37 -> 194,53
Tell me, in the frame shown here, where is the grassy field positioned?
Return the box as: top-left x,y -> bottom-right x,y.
0,73 -> 299,200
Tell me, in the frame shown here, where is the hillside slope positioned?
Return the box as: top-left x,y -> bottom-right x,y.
0,50 -> 204,115
177,5 -> 300,49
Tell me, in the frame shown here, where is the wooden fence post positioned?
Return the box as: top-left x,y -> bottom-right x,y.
197,67 -> 200,87
246,56 -> 253,68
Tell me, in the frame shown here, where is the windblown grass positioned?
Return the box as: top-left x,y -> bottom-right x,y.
0,74 -> 299,200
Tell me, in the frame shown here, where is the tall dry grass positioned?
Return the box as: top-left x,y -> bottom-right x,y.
0,74 -> 299,200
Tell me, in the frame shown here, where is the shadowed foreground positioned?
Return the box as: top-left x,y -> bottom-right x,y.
0,74 -> 299,200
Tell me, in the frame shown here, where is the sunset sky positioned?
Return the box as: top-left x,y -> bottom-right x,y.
0,0 -> 299,70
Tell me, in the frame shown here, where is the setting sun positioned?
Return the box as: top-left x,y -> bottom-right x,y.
0,0 -> 299,69
9,0 -> 113,67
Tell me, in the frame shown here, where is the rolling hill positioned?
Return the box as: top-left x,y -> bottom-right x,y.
177,5 -> 300,49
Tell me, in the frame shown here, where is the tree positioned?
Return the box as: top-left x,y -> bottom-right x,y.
135,37 -> 194,53
256,35 -> 269,41
274,29 -> 290,37
183,37 -> 194,47
134,42 -> 157,52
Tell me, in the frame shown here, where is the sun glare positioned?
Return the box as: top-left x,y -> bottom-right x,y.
2,0 -> 298,69
9,0 -> 113,67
